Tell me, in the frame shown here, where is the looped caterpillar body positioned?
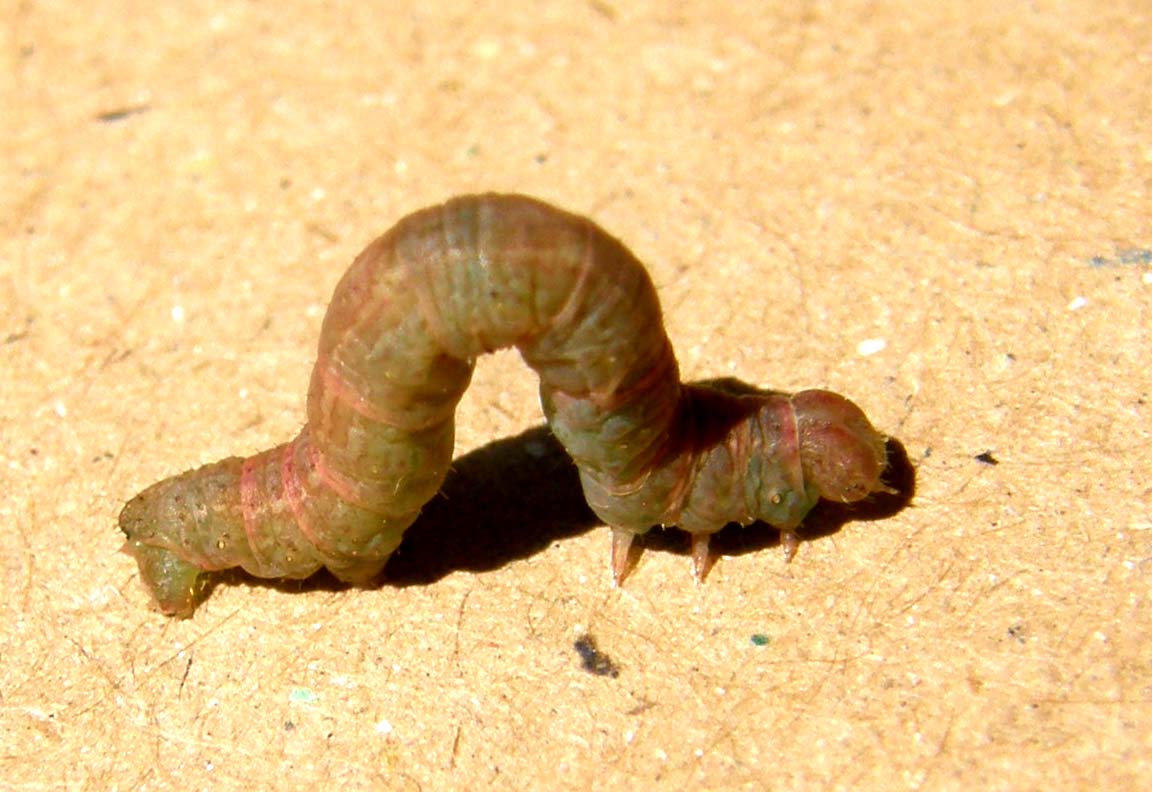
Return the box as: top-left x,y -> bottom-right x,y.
120,194 -> 889,616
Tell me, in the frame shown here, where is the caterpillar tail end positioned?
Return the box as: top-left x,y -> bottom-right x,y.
120,540 -> 212,618
118,492 -> 212,618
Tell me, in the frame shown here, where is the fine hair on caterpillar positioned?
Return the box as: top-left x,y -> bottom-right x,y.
120,193 -> 890,617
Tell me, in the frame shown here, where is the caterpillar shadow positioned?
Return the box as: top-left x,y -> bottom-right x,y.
384,424 -> 598,585
237,386 -> 916,598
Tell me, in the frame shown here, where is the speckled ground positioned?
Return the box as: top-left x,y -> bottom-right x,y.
2,1 -> 1149,789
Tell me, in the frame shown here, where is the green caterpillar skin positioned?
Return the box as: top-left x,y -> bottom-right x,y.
120,194 -> 888,616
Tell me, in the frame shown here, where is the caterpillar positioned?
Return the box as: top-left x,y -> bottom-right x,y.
120,194 -> 889,617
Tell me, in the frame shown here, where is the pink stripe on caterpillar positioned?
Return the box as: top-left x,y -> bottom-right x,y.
306,438 -> 377,512
240,451 -> 271,572
652,452 -> 696,525
315,351 -> 420,429
779,398 -> 805,495
280,438 -> 324,555
585,352 -> 677,410
546,222 -> 598,334
408,227 -> 458,356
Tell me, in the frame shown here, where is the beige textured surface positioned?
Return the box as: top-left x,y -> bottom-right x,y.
2,1 -> 1149,789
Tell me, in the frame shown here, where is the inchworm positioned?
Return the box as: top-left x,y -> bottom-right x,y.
120,194 -> 889,617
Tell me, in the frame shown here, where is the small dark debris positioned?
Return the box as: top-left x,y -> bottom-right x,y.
750,633 -> 770,646
284,720 -> 295,731
1089,249 -> 1152,267
95,104 -> 150,123
1119,248 -> 1152,265
1007,623 -> 1027,644
975,451 -> 1000,466
573,633 -> 620,678
178,656 -> 193,694
625,699 -> 656,716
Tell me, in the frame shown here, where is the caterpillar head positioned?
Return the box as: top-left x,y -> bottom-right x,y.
792,389 -> 889,503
